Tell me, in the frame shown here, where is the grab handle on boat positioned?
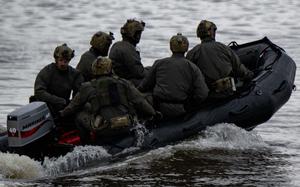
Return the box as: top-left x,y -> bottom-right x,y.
229,105 -> 249,116
228,41 -> 239,48
272,80 -> 288,95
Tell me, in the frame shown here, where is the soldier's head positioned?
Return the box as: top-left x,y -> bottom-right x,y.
90,31 -> 115,56
91,57 -> 112,76
196,20 -> 217,41
121,19 -> 145,44
170,33 -> 189,54
53,43 -> 74,71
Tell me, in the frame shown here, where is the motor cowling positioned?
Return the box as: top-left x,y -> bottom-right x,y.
7,102 -> 54,147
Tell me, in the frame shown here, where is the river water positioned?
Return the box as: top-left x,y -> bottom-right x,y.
0,0 -> 299,186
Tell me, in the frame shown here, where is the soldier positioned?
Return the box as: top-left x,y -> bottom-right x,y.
76,31 -> 114,81
60,57 -> 156,144
187,20 -> 254,99
139,33 -> 209,119
109,19 -> 148,86
34,44 -> 84,118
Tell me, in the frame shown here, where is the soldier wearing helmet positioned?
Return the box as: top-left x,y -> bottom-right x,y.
77,31 -> 114,81
196,20 -> 217,41
170,33 -> 189,53
109,19 -> 148,86
138,33 -> 208,119
34,43 -> 84,118
187,20 -> 254,100
60,57 -> 156,144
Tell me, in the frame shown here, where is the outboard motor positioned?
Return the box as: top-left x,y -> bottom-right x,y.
6,101 -> 54,147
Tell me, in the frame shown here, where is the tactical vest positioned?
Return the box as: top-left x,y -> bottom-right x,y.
89,76 -> 134,131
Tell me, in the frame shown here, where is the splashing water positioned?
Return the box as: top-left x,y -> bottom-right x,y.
0,123 -> 268,180
194,123 -> 268,150
131,122 -> 149,147
0,152 -> 44,179
110,123 -> 149,158
43,145 -> 111,176
123,123 -> 269,165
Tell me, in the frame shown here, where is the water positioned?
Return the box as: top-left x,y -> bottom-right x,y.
0,0 -> 299,186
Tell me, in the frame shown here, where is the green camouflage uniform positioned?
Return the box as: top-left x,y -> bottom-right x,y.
109,19 -> 147,86
187,20 -> 254,99
60,75 -> 155,143
76,48 -> 101,81
186,38 -> 253,98
139,53 -> 209,118
77,31 -> 114,82
61,75 -> 155,119
109,40 -> 147,86
34,63 -> 84,115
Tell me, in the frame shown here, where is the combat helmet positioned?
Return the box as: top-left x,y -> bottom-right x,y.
53,43 -> 74,61
170,33 -> 189,53
91,57 -> 112,76
196,20 -> 217,40
120,19 -> 145,39
90,31 -> 114,54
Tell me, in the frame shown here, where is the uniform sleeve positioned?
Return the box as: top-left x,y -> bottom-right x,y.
76,52 -> 95,81
72,71 -> 84,98
191,65 -> 209,103
122,48 -> 146,78
228,48 -> 254,80
127,82 -> 155,118
60,92 -> 81,116
186,49 -> 195,63
186,47 -> 201,68
34,68 -> 66,106
138,60 -> 158,92
61,82 -> 95,116
76,54 -> 88,81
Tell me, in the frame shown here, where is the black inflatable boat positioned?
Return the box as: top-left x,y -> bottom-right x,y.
0,37 -> 296,160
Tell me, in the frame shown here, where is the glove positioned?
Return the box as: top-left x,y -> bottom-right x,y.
56,98 -> 67,110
